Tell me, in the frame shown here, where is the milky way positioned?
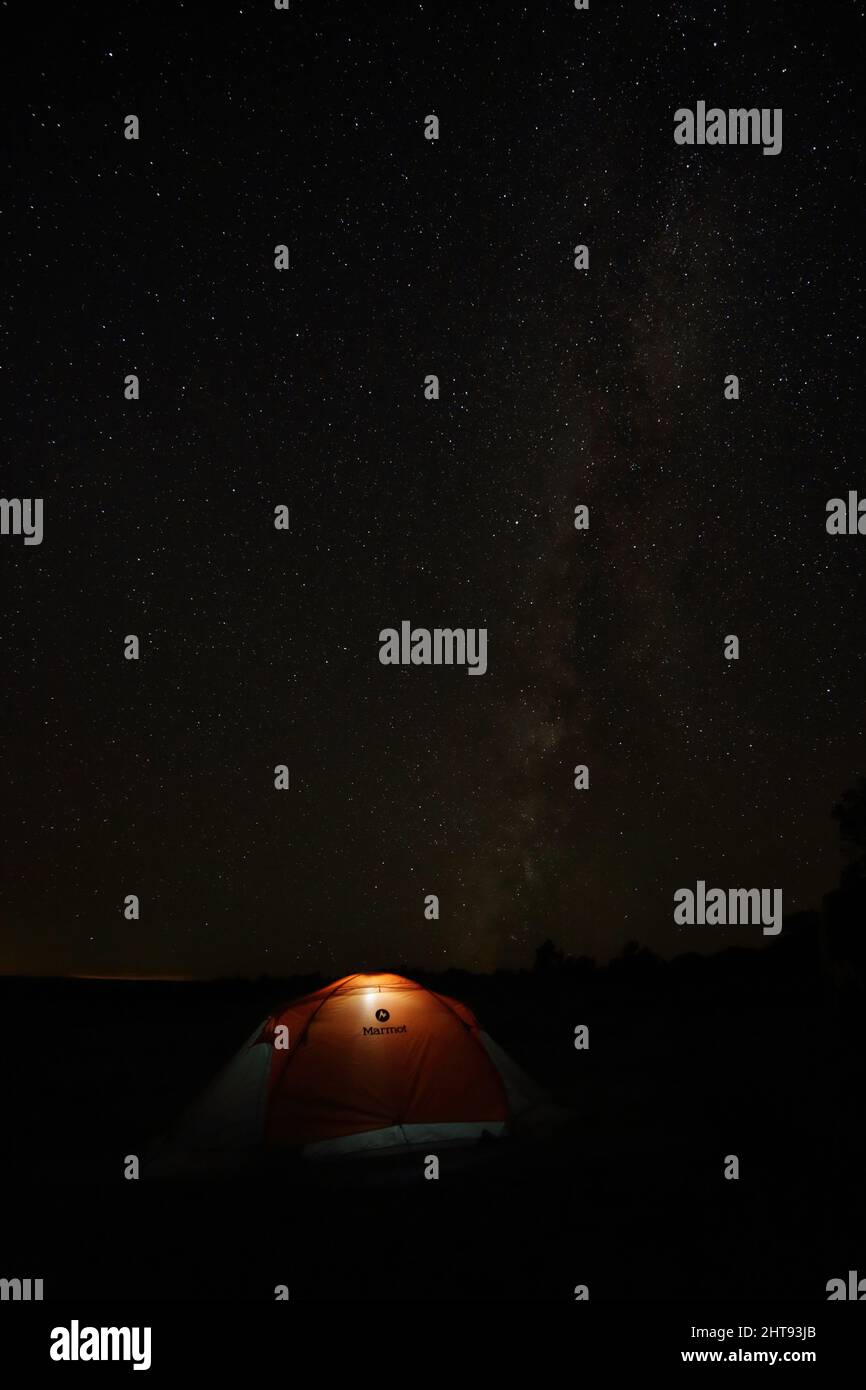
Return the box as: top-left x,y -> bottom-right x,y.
2,3 -> 862,976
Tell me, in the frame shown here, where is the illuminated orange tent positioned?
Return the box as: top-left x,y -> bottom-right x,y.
147,973 -> 548,1173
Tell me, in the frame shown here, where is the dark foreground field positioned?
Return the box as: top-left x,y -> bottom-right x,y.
1,926 -> 863,1301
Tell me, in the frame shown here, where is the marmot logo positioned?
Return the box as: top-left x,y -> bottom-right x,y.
375,1008 -> 390,1022
362,1024 -> 407,1036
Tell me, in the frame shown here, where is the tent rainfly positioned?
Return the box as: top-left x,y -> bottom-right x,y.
146,972 -> 551,1174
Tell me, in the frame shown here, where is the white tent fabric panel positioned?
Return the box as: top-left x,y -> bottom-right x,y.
477,1030 -> 547,1117
145,1035 -> 271,1176
301,1119 -> 507,1159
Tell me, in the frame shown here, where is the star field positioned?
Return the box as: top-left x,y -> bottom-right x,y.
1,1 -> 862,977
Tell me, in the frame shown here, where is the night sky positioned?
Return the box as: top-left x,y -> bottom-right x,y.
2,2 -> 862,978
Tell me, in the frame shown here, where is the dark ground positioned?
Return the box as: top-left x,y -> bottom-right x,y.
1,921 -> 863,1301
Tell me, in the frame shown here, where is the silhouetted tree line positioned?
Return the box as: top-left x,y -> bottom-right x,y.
531,777 -> 866,999
823,774 -> 866,983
